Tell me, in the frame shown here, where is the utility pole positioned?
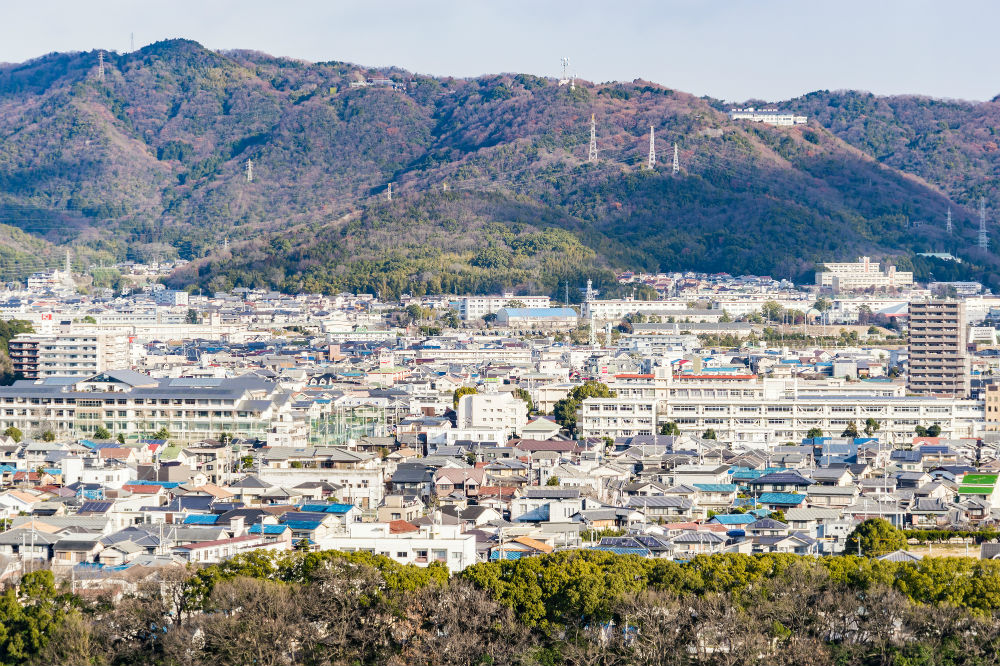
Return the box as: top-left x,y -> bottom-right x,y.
245,159 -> 253,183
588,114 -> 598,162
647,126 -> 656,169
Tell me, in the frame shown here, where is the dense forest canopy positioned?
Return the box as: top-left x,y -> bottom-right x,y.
1,40 -> 999,294
11,549 -> 1000,665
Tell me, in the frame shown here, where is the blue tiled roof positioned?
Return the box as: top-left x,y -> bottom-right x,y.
693,483 -> 738,493
709,514 -> 756,525
182,514 -> 220,525
757,492 -> 807,506
249,524 -> 290,535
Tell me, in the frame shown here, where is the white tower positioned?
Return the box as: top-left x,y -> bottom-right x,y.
245,159 -> 253,182
559,57 -> 570,85
672,142 -> 679,175
945,207 -> 953,235
647,126 -> 656,169
588,114 -> 598,162
978,198 -> 989,251
97,51 -> 105,81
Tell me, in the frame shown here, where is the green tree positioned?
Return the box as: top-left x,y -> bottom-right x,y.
441,309 -> 460,328
841,422 -> 859,438
927,423 -> 942,437
93,426 -> 112,440
405,303 -> 424,324
513,388 -> 534,414
546,476 -> 560,486
152,427 -> 170,441
806,427 -> 823,439
864,418 -> 880,437
552,381 -> 615,434
3,426 -> 22,443
0,570 -> 68,664
845,518 -> 907,556
186,308 -> 198,324
453,386 -> 478,408
702,428 -> 717,440
761,300 -> 784,323
81,315 -> 96,324
41,430 -> 55,442
659,421 -> 681,436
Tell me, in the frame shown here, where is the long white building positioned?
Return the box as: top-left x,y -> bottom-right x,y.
580,368 -> 982,446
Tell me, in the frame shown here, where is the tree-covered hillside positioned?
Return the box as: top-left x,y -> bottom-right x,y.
1,40 -> 999,294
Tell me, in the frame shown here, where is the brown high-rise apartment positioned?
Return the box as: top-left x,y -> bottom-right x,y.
907,300 -> 969,397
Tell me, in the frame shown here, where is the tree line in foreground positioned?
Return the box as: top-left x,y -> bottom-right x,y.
6,542 -> 1000,665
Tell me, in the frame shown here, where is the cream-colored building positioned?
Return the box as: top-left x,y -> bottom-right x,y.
816,257 -> 913,292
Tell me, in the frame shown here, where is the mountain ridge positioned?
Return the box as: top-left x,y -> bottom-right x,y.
0,39 -> 998,295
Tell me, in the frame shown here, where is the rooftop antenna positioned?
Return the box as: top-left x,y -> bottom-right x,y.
672,142 -> 679,175
978,197 -> 989,251
647,126 -> 656,169
588,114 -> 598,162
97,51 -> 105,81
387,182 -> 393,202
245,158 -> 253,182
945,207 -> 953,236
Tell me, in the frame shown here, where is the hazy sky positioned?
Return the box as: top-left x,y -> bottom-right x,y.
2,0 -> 998,102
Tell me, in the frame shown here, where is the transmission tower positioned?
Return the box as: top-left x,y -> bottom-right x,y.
97,51 -> 105,81
64,249 -> 71,275
647,126 -> 656,169
945,207 -> 953,235
245,159 -> 253,182
130,33 -> 135,52
387,182 -> 393,201
588,114 -> 598,162
978,197 -> 989,251
672,142 -> 679,175
560,57 -> 570,85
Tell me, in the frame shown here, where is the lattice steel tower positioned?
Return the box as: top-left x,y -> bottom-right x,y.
647,126 -> 655,169
978,198 -> 989,251
672,142 -> 679,175
588,114 -> 598,162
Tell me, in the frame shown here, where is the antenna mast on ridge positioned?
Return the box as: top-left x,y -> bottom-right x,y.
588,114 -> 598,162
647,126 -> 656,169
978,198 -> 989,251
672,142 -> 679,175
97,51 -> 105,81
245,159 -> 253,183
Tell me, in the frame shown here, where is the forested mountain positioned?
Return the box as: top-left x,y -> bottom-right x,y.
1,39 -> 999,295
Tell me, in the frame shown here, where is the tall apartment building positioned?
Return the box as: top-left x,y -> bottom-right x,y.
9,333 -> 129,379
907,300 -> 970,398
